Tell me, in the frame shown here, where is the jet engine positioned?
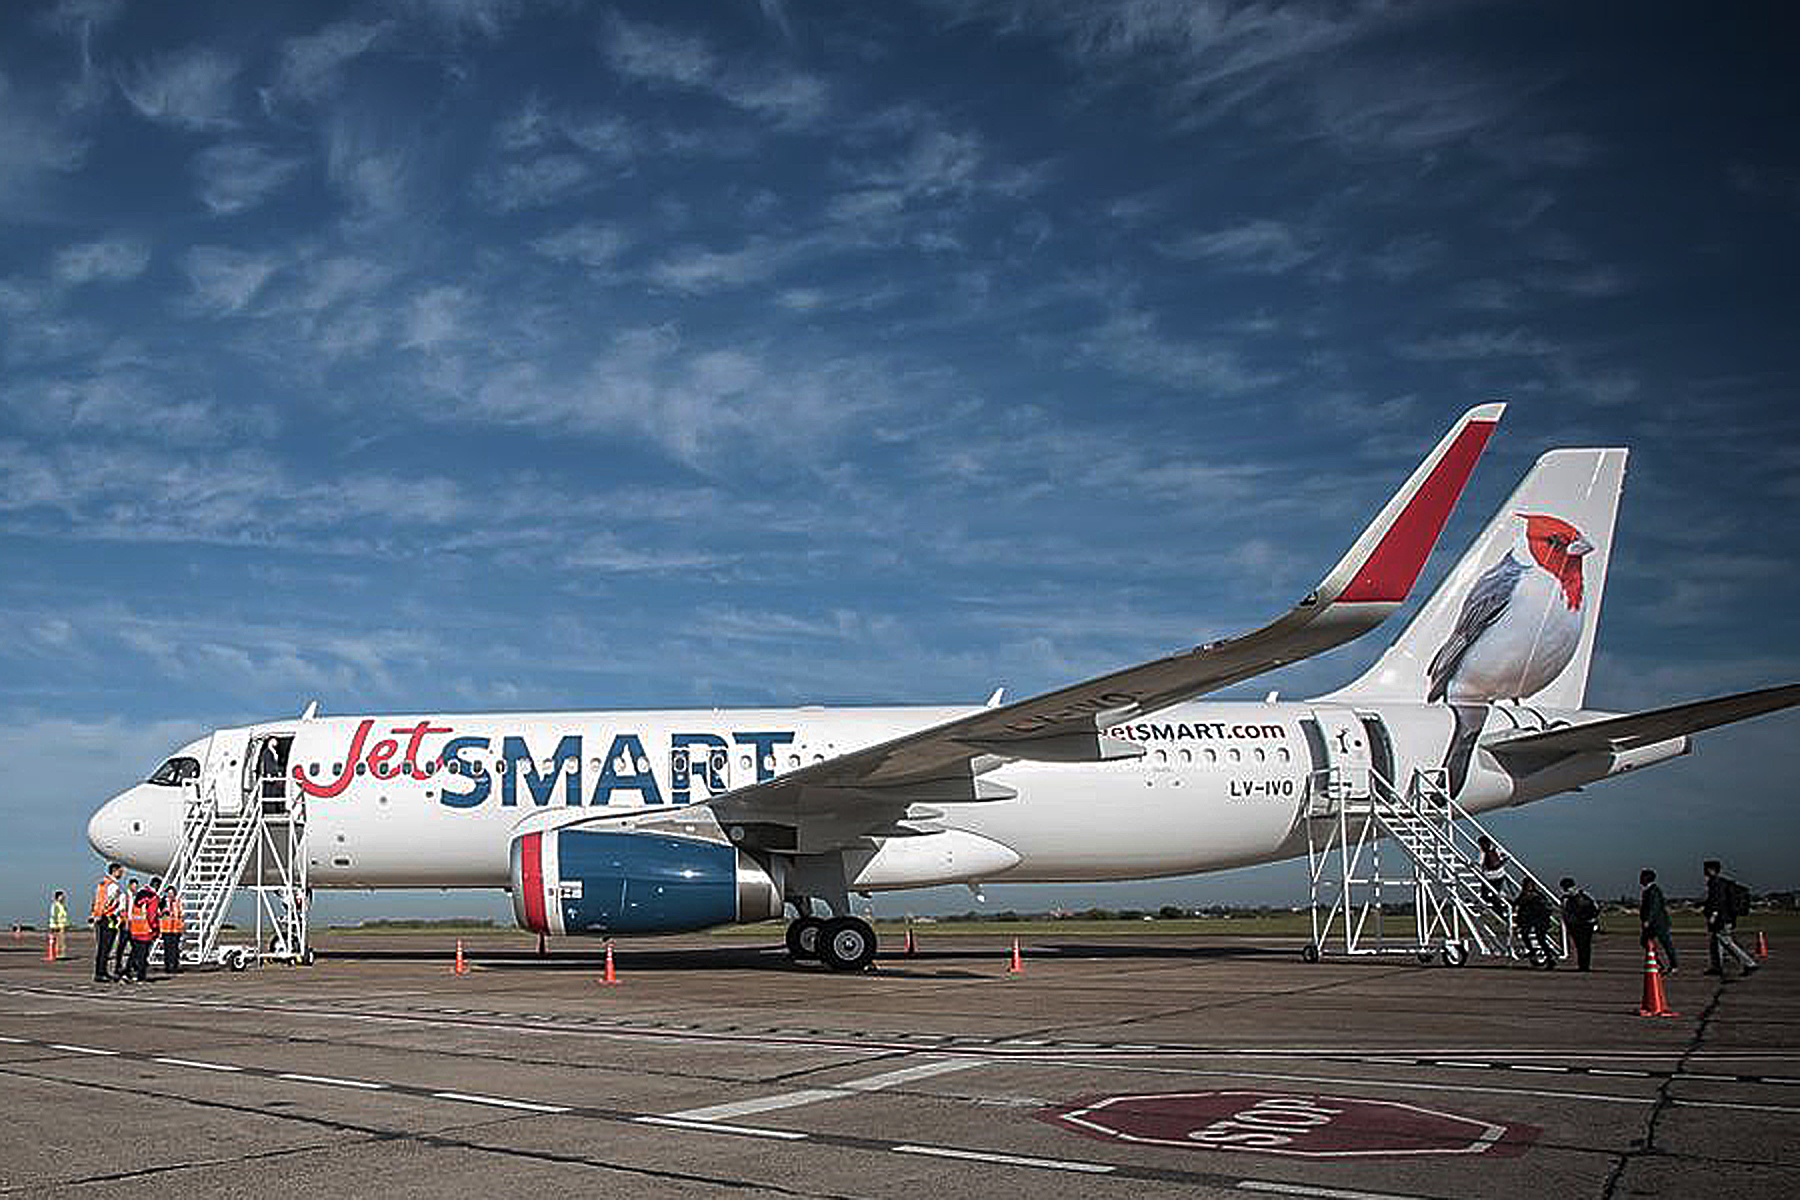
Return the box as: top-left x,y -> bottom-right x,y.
510,828 -> 782,936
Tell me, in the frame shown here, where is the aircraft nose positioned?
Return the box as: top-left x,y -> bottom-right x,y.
87,792 -> 127,859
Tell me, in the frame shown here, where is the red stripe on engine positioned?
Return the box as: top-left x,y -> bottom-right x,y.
519,831 -> 547,933
1339,418 -> 1497,603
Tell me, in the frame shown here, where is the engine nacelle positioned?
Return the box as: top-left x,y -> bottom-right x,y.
510,828 -> 781,936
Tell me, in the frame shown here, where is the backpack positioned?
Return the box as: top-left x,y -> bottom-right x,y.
1727,878 -> 1752,920
1567,890 -> 1599,930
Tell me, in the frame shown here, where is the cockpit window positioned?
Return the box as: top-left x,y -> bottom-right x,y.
147,756 -> 201,786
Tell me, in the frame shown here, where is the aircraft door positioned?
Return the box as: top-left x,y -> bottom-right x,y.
1309,708 -> 1373,803
203,729 -> 250,817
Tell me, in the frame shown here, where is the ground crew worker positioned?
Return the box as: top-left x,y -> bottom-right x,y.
1515,878 -> 1557,968
48,890 -> 68,961
1559,877 -> 1599,971
124,877 -> 160,982
112,878 -> 139,977
91,862 -> 124,983
1703,860 -> 1759,978
159,886 -> 183,975
1640,868 -> 1677,973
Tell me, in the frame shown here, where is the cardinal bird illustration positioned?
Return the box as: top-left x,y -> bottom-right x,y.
1430,513 -> 1595,794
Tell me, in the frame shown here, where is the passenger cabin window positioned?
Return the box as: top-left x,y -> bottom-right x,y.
147,756 -> 200,786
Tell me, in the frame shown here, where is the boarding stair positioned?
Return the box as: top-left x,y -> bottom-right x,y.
1303,763 -> 1566,966
164,730 -> 310,970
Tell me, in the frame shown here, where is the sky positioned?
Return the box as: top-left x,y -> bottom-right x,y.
2,1 -> 1797,927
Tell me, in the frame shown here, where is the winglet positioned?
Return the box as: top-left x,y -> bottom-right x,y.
1318,403 -> 1503,607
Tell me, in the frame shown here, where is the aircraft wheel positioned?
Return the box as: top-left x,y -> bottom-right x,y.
224,949 -> 249,972
1301,943 -> 1321,964
819,917 -> 878,972
785,916 -> 825,962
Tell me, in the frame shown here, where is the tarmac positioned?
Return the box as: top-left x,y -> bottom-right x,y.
1,928 -> 1794,1198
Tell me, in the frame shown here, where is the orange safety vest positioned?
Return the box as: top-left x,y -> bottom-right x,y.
127,896 -> 153,940
91,878 -> 119,921
160,897 -> 183,934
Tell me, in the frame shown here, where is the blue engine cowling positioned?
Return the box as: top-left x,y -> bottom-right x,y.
510,828 -> 781,936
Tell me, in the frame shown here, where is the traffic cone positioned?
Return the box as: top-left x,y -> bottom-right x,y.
1638,947 -> 1678,1017
1755,931 -> 1769,961
45,932 -> 56,962
601,941 -> 619,986
1005,938 -> 1024,976
904,924 -> 917,956
453,939 -> 468,976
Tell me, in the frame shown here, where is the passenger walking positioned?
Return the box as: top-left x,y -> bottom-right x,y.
1559,877 -> 1599,971
1703,860 -> 1759,978
112,878 -> 138,977
90,863 -> 124,983
123,877 -> 160,983
48,890 -> 68,961
1477,835 -> 1510,914
159,886 -> 183,975
1515,878 -> 1557,968
1639,868 -> 1677,974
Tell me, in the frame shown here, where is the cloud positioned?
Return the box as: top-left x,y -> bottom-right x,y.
400,284 -> 472,350
191,143 -> 306,215
647,237 -> 814,294
182,245 -> 281,314
1395,327 -> 1558,361
273,18 -> 391,103
1079,306 -> 1281,394
530,221 -> 632,268
323,118 -> 411,219
51,236 -> 150,285
119,47 -> 241,131
1157,218 -> 1315,274
477,153 -> 591,212
0,72 -> 89,209
602,14 -> 828,126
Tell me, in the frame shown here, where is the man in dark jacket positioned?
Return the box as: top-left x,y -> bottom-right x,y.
1703,860 -> 1759,978
1559,877 -> 1599,971
1515,879 -> 1557,968
1640,868 -> 1676,973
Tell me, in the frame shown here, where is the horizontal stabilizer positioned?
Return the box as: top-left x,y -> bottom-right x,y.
1487,683 -> 1800,760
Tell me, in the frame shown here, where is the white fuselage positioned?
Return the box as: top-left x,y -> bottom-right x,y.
90,698 -> 1684,895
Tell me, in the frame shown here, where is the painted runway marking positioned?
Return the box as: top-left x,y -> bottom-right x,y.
277,1072 -> 387,1090
0,1035 -> 28,1043
891,1143 -> 1116,1173
1672,1099 -> 1800,1115
665,1057 -> 981,1120
152,1057 -> 242,1072
49,1043 -> 118,1056
635,1115 -> 809,1140
1238,1180 -> 1420,1200
433,1091 -> 572,1113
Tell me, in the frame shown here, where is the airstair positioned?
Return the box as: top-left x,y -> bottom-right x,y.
1302,760 -> 1567,967
165,729 -> 310,970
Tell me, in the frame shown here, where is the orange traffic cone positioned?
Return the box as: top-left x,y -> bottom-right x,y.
1006,938 -> 1024,976
1755,931 -> 1769,961
601,941 -> 619,986
1638,947 -> 1678,1017
453,939 -> 468,976
45,932 -> 56,962
904,924 -> 917,956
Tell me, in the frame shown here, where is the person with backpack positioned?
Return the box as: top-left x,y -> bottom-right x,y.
1703,860 -> 1759,978
1515,878 -> 1557,969
1559,877 -> 1600,971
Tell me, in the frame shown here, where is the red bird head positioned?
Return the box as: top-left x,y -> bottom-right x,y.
1517,513 -> 1592,609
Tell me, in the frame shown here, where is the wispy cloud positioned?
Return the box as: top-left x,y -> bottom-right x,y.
272,18 -> 390,104
1157,218 -> 1315,274
1079,305 -> 1281,394
182,245 -> 281,314
51,236 -> 149,285
530,221 -> 632,269
602,13 -> 829,127
190,142 -> 306,215
119,47 -> 241,131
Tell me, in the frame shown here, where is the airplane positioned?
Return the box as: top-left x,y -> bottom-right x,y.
87,404 -> 1800,970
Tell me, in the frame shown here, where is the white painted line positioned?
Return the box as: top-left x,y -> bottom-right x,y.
1437,1060 -> 1491,1069
1052,1059 -> 1658,1106
277,1072 -> 386,1090
50,1044 -> 118,1056
1509,1064 -> 1568,1073
1360,1057 -> 1418,1065
634,1115 -> 809,1140
432,1091 -> 571,1114
1672,1098 -> 1800,1116
664,1057 -> 982,1121
1591,1069 -> 1651,1077
153,1057 -> 243,1072
891,1144 -> 1115,1174
0,1035 -> 29,1043
1679,1073 -> 1740,1082
667,1088 -> 846,1120
1763,1077 -> 1800,1085
1238,1180 -> 1418,1200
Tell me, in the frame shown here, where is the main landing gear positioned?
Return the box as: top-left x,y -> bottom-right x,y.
785,914 -> 877,972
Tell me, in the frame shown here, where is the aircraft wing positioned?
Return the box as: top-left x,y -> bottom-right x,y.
693,403 -> 1503,852
1486,683 -> 1800,763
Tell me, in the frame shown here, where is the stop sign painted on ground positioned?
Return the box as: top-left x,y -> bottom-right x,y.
1042,1090 -> 1535,1158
